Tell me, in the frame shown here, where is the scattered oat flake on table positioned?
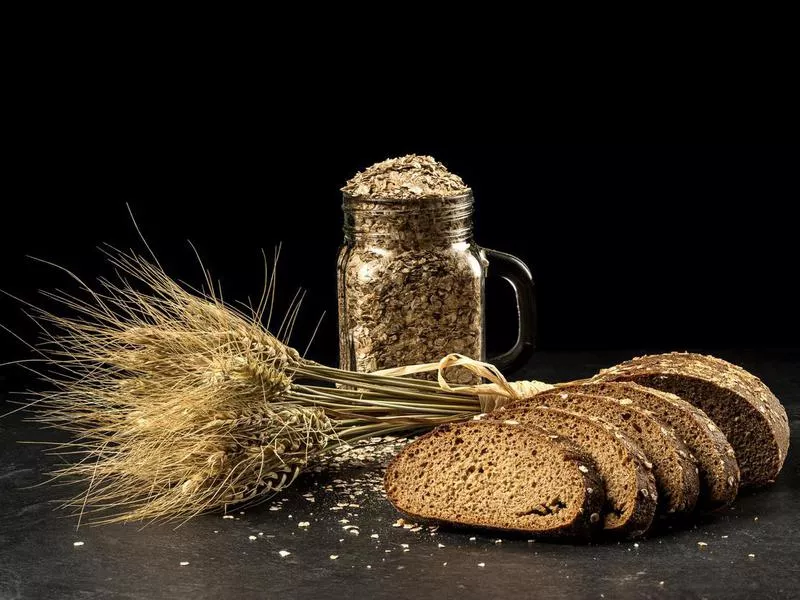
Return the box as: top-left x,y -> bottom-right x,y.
258,532 -> 264,537
409,527 -> 422,533
179,562 -> 189,566
223,515 -> 234,519
278,551 -> 291,558
477,563 -> 486,568
633,543 -> 639,548
370,534 -> 379,539
330,555 -> 339,560
659,582 -> 664,586
494,539 -> 503,544
248,535 -> 257,541
748,553 -> 756,558
73,542 -> 84,547
721,535 -> 729,539
298,522 -> 310,528
392,519 -> 405,527
697,542 -> 708,547
469,537 -> 476,542
438,543 -> 445,548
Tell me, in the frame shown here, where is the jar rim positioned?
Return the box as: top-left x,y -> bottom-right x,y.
341,190 -> 474,205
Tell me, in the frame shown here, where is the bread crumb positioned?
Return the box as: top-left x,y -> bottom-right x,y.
578,465 -> 589,473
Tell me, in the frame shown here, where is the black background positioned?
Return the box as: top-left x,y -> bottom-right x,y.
1,143 -> 797,376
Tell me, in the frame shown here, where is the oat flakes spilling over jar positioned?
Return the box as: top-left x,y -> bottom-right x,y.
338,154 -> 535,384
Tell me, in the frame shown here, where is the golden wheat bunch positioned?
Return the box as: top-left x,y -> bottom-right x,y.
10,245 -> 485,526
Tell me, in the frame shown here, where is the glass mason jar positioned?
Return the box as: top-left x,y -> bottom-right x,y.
337,191 -> 535,384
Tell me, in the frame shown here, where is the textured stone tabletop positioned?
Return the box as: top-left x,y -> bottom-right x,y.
1,350 -> 798,600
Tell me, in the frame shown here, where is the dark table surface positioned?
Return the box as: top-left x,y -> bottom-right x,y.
1,350 -> 798,600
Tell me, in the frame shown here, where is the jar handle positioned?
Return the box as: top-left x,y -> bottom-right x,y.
483,248 -> 536,374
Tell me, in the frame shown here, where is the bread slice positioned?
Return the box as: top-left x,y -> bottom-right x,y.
384,420 -> 605,540
592,352 -> 789,486
558,381 -> 739,510
518,391 -> 700,515
485,406 -> 658,538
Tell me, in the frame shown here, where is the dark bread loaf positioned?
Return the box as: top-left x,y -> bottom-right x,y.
485,406 -> 658,538
592,352 -> 789,486
559,381 -> 739,509
384,420 -> 605,540
518,391 -> 700,515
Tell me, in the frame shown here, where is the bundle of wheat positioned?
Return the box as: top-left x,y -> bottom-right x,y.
8,246 -> 487,526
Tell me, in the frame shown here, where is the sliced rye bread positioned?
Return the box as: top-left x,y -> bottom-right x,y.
484,406 -> 658,538
384,420 -> 605,540
556,381 -> 739,510
592,352 -> 790,486
516,391 -> 700,515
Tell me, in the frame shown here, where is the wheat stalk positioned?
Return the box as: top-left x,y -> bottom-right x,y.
7,244 -> 483,526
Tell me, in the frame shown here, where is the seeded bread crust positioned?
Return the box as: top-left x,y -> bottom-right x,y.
485,407 -> 658,539
517,391 -> 700,515
592,352 -> 789,486
555,381 -> 740,510
384,421 -> 606,540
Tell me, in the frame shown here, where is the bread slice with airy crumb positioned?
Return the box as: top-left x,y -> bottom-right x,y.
518,390 -> 700,515
557,381 -> 740,510
592,352 -> 789,487
384,420 -> 605,540
485,407 -> 658,539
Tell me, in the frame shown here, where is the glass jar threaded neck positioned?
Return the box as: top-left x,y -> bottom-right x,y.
342,192 -> 474,247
